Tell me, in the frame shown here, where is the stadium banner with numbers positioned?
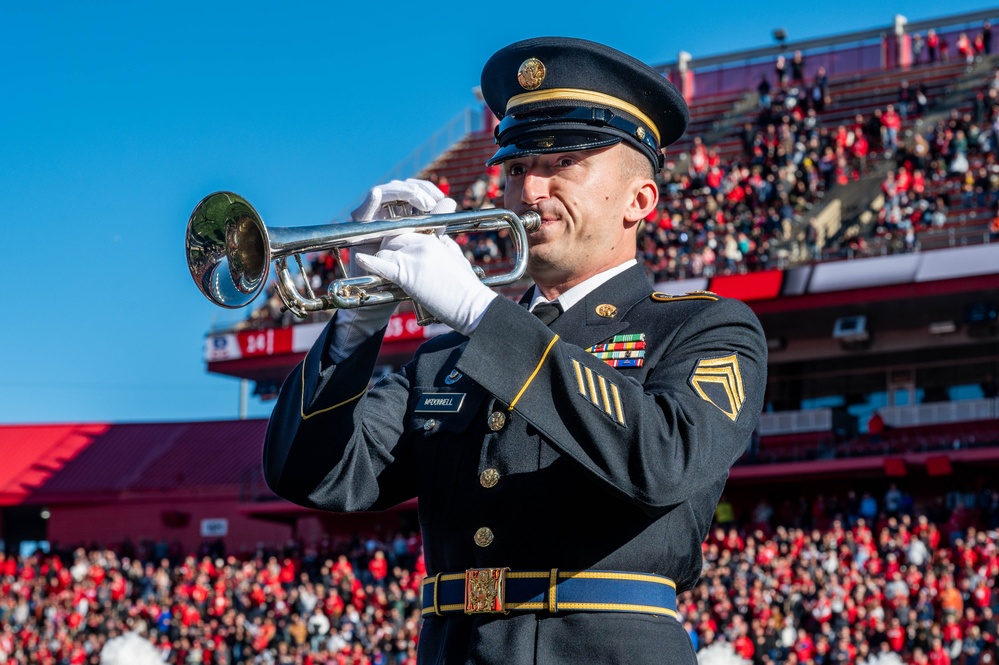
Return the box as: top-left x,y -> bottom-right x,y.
204,312 -> 431,361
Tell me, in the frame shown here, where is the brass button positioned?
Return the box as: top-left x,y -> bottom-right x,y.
487,411 -> 507,431
474,527 -> 494,547
423,419 -> 438,433
479,468 -> 500,488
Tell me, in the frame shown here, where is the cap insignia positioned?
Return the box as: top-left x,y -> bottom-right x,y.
517,58 -> 546,91
635,127 -> 646,141
535,138 -> 554,148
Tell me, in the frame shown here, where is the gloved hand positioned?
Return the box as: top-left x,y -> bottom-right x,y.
351,178 -> 457,224
354,233 -> 497,336
348,178 -> 457,277
330,179 -> 456,362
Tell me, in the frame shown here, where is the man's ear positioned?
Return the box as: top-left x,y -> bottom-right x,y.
624,178 -> 659,224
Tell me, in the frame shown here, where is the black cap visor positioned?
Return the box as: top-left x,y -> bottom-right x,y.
487,130 -> 622,166
487,105 -> 663,170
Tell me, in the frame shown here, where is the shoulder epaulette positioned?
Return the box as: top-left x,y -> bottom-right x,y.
650,291 -> 719,302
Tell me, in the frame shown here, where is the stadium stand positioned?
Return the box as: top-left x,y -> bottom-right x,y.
233,28 -> 999,330
1,494 -> 996,664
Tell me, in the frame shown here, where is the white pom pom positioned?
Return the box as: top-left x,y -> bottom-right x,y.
100,632 -> 164,665
859,653 -> 906,665
697,642 -> 751,665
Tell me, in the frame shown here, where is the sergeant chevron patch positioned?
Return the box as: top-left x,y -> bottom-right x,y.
586,334 -> 645,368
688,354 -> 745,421
571,359 -> 626,425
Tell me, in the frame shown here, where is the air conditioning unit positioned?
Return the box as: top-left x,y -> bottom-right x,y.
833,315 -> 871,350
928,320 -> 957,335
965,302 -> 998,338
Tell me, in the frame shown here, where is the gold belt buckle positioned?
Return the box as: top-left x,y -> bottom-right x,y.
464,567 -> 509,614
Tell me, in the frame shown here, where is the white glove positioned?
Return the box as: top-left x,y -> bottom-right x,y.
348,178 -> 458,277
354,233 -> 497,336
330,180 -> 457,362
351,178 -> 457,223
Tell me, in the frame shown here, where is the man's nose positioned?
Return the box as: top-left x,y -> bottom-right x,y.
520,171 -> 551,205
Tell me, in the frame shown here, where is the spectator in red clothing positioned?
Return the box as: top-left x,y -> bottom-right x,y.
929,636 -> 953,665
430,173 -> 450,197
868,411 -> 886,442
367,550 -> 388,586
689,136 -> 709,187
882,104 -> 902,154
927,29 -> 940,63
957,32 -> 974,63
733,627 -> 755,659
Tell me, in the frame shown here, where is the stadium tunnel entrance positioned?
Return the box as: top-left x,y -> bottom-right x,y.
1,504 -> 49,556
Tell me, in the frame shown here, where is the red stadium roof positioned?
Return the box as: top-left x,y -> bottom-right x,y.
0,420 -> 270,505
0,424 -> 109,506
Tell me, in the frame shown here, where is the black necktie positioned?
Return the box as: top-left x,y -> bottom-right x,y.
532,301 -> 563,326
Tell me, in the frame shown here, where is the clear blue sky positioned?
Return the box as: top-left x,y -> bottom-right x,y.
2,0 -> 996,425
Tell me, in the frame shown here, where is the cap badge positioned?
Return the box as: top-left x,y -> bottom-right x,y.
635,127 -> 647,141
595,304 -> 617,318
535,138 -> 554,148
517,58 -> 546,90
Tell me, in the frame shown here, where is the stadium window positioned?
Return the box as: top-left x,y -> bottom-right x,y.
18,540 -> 50,558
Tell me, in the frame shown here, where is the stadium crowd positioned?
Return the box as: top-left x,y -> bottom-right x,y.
234,39 -> 999,329
862,103 -> 999,255
1,484 -> 997,664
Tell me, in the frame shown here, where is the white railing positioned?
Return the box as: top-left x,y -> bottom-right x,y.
757,409 -> 833,436
880,398 -> 999,427
758,399 -> 999,436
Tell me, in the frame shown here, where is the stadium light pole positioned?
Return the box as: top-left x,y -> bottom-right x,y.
239,379 -> 248,420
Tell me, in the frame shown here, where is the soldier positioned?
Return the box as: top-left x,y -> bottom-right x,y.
263,37 -> 767,664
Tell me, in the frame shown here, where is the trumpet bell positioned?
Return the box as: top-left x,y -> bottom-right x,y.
187,192 -> 271,308
186,190 -> 540,320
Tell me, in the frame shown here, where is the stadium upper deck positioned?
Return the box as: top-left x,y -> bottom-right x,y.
184,11 -> 999,499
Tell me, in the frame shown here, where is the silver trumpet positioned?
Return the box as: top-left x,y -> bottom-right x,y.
186,191 -> 541,321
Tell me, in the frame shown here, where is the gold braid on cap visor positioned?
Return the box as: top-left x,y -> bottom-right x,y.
505,88 -> 661,144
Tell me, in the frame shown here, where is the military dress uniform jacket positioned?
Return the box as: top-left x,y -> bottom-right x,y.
263,264 -> 767,665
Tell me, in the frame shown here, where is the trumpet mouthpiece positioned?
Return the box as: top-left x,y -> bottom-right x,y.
520,211 -> 542,232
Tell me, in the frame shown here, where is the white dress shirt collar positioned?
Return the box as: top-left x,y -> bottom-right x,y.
527,259 -> 637,313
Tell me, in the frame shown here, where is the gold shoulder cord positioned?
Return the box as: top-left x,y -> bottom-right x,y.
300,362 -> 366,420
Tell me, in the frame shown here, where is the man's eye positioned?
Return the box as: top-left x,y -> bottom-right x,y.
556,157 -> 575,167
507,164 -> 526,176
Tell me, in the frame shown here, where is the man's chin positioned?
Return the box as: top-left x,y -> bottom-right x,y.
526,249 -> 564,276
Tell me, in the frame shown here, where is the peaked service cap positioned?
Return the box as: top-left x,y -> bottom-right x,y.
481,37 -> 689,173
